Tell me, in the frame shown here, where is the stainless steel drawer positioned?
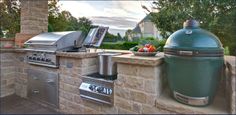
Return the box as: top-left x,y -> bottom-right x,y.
27,69 -> 59,108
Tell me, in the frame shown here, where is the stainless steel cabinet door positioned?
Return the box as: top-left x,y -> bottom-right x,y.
41,72 -> 59,107
28,69 -> 44,100
27,69 -> 59,108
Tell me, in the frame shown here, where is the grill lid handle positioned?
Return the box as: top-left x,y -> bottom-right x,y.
183,19 -> 200,28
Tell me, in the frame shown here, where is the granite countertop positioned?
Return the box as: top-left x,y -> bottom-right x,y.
0,48 -> 16,52
56,51 -> 98,58
14,48 -> 27,53
112,52 -> 164,66
0,48 -> 26,53
56,49 -> 131,59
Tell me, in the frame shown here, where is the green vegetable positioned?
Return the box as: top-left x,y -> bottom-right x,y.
129,46 -> 139,51
129,45 -> 143,52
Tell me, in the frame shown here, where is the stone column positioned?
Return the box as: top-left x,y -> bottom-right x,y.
225,56 -> 236,114
15,0 -> 48,47
112,54 -> 166,114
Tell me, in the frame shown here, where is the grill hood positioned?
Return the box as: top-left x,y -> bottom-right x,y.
24,31 -> 85,52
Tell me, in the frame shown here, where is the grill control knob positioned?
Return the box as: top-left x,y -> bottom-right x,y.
32,57 -> 36,60
96,87 -> 104,93
108,89 -> 112,95
36,57 -> 40,61
41,58 -> 45,61
45,58 -> 51,62
28,56 -> 32,60
89,85 -> 96,91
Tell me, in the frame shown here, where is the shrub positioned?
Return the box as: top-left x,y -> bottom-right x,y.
158,39 -> 167,52
224,46 -> 230,55
122,42 -> 139,50
99,38 -> 167,52
99,41 -> 138,50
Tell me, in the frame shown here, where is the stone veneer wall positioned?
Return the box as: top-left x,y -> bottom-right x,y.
0,53 -> 16,97
114,63 -> 170,114
58,55 -> 169,114
14,52 -> 28,98
58,57 -> 100,114
0,50 -> 235,114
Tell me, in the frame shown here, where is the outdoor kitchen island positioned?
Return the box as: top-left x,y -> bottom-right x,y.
48,50 -> 169,114
49,50 -> 235,114
0,49 -> 235,114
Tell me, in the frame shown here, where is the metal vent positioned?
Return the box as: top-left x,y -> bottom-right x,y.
174,91 -> 209,106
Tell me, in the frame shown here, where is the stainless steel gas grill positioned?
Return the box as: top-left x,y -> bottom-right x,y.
24,27 -> 109,68
24,27 -> 110,108
24,31 -> 85,68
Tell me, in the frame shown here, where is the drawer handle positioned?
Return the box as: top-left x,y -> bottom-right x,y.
32,90 -> 39,94
179,51 -> 193,55
47,79 -> 54,83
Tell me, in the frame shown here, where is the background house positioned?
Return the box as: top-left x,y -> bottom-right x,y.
130,14 -> 162,41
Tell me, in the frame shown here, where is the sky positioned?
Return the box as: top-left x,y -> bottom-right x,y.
58,1 -> 153,36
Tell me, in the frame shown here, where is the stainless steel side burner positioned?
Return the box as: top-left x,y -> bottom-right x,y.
79,73 -> 115,105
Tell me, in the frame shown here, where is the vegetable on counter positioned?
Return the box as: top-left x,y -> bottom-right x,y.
129,44 -> 159,52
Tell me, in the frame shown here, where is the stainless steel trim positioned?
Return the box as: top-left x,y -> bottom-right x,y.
24,49 -> 56,53
24,42 -> 56,45
174,91 -> 209,106
28,62 -> 58,68
80,95 -> 112,105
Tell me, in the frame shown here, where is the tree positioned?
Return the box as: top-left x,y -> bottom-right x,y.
117,33 -> 122,41
124,29 -> 134,41
0,0 -> 93,37
48,1 -> 74,31
149,0 -> 236,55
77,17 -> 92,34
48,1 -> 92,34
104,32 -> 118,42
0,0 -> 20,37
